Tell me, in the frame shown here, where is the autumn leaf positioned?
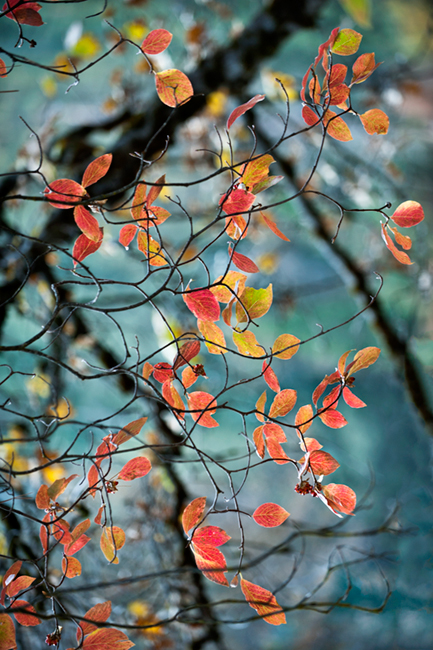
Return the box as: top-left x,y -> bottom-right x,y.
74,206 -> 101,242
381,224 -> 412,264
118,457 -> 152,481
347,346 -> 380,375
226,94 -> 265,130
193,526 -> 231,547
3,0 -> 43,26
229,245 -> 259,273
240,154 -> 275,190
302,105 -> 320,127
35,484 -> 50,510
390,200 -> 424,228
324,110 -> 353,142
81,628 -> 135,650
100,526 -> 126,564
343,386 -> 366,408
62,556 -> 82,579
183,288 -> 220,322
331,28 -> 362,56
198,320 -> 227,355
294,404 -> 313,434
6,576 -> 35,599
141,29 -> 172,55
232,330 -> 264,357
0,58 -> 8,77
272,333 -> 300,359
351,52 -> 381,84
78,601 -> 112,640
187,391 -> 219,428
172,340 -> 201,370
155,69 -> 193,107
152,362 -> 173,383
236,284 -> 273,323
221,188 -> 255,216
0,614 -> 17,650
182,497 -> 207,535
260,212 -> 290,241
72,228 -> 103,267
240,577 -> 286,625
252,503 -> 290,528
210,271 -> 247,303
269,389 -> 297,418
112,417 -> 148,447
192,543 -> 229,586
11,600 -> 41,627
262,361 -> 280,392
253,425 -> 265,457
81,154 -> 112,188
137,232 -> 168,266
119,224 -> 138,248
318,408 -> 347,429
308,450 -> 340,475
255,391 -> 267,423
47,474 -> 78,501
359,109 -> 389,135
322,483 -> 356,515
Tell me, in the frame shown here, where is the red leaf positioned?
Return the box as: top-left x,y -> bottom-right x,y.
62,556 -> 82,579
119,224 -> 138,248
155,69 -> 193,107
302,105 -> 320,127
152,362 -> 173,383
182,497 -> 206,535
47,474 -> 78,501
141,29 -> 173,55
81,154 -> 112,188
82,628 -> 134,650
192,543 -> 229,586
112,417 -> 147,447
72,228 -> 103,267
193,526 -> 230,547
381,223 -> 412,264
391,200 -> 424,228
118,457 -> 152,481
240,577 -> 286,625
313,27 -> 340,67
269,389 -> 297,418
221,188 -> 255,216
2,562 -> 22,599
162,380 -> 185,419
322,483 -> 356,515
44,179 -> 86,209
322,385 -> 341,409
252,503 -> 290,528
359,109 -> 389,135
181,366 -> 199,388
35,484 -> 50,510
11,600 -> 41,627
318,408 -> 347,429
187,391 -> 218,428
351,53 -> 381,84
262,361 -> 280,393
226,94 -> 265,130
331,28 -> 362,56
183,289 -> 220,322
343,386 -> 366,408
0,58 -> 7,77
229,246 -> 259,273
312,375 -> 330,407
0,614 -> 16,649
309,450 -> 340,476
78,601 -> 111,640
324,110 -> 353,141
299,437 -> 322,453
173,340 -> 201,370
74,206 -> 101,242
94,506 -> 105,526
261,212 -> 290,241
4,6 -> 43,26
7,576 -> 35,599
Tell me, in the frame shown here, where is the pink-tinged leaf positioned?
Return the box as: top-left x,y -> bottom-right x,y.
263,422 -> 286,442
295,404 -> 314,435
227,94 -> 265,130
72,228 -> 103,267
198,320 -> 227,355
328,83 -> 350,106
94,506 -> 105,526
5,7 -> 43,26
253,503 -> 290,528
331,28 -> 362,56
343,386 -> 366,408
182,497 -> 206,535
240,154 -> 275,190
35,484 -> 50,510
87,465 -> 100,497
70,519 -> 91,542
74,205 -> 100,242
118,456 -> 152,481
81,154 -> 112,188
100,526 -> 125,564
391,200 -> 424,228
300,65 -> 312,102
173,340 -> 201,370
359,109 -> 389,135
263,423 -> 290,465
141,29 -> 172,55
255,392 -> 267,423
324,110 -> 353,141
240,577 -> 286,626
0,58 -> 7,77
260,212 -> 290,241
81,628 -> 134,650
152,362 -> 173,384
131,183 -> 146,220
225,214 -> 249,240
318,408 -> 347,429
11,600 -> 41,627
312,375 -> 330,407
210,271 -> 247,303
112,417 -> 147,447
262,361 -> 280,393
47,474 -> 78,501
39,520 -> 49,554
322,483 -> 356,515
314,27 -> 340,67
2,562 -> 22,593
381,223 -> 412,264
187,391 -> 218,428
322,385 -> 341,409
155,69 -> 193,107
269,389 -> 297,418
146,174 -> 166,208
253,425 -> 265,457
0,614 -> 17,650
44,179 -> 86,209
52,519 -> 72,546
193,526 -> 230,547
183,288 -> 220,322
328,63 -> 347,87
232,330 -> 264,357
119,224 -> 137,248
300,437 -> 322,453
388,226 -> 412,250
192,543 -> 229,586
309,450 -> 340,476
236,284 -> 273,323
347,346 -> 380,375
65,536 -> 90,557
162,380 -> 185,419
302,105 -> 320,127
272,333 -> 300,360
220,188 -> 255,216
351,53 -> 381,84
309,76 -> 322,104
78,601 -> 112,640
62,556 -> 82,579
181,366 -> 199,388
229,246 -> 259,273
7,576 -> 35,599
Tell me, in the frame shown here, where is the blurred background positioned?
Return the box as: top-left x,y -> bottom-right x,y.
0,0 -> 432,648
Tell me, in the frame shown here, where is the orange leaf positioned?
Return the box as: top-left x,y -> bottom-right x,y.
142,362 -> 153,380
302,105 -> 320,127
299,437 -> 322,453
137,231 -> 168,266
81,154 -> 112,188
269,389 -> 297,418
318,408 -> 347,429
391,200 -> 424,228
6,576 -> 35,599
173,340 -> 201,370
187,391 -> 219,428
47,474 -> 78,501
72,228 -> 103,267
192,543 -> 229,586
322,483 -> 356,515
255,391 -> 267,423
11,600 -> 41,627
210,271 -> 247,303
309,450 -> 340,475
260,212 -> 290,241
343,386 -> 366,408
262,361 -> 280,393
183,288 -> 220,322
252,503 -> 290,528
347,346 -> 380,375
388,226 -> 412,250
359,109 -> 389,135
240,154 -> 275,190
253,425 -> 265,457
181,366 -> 199,388
118,457 -> 152,481
35,484 -> 50,510
131,183 -> 146,220
81,628 -> 134,650
198,320 -> 227,355
324,110 -> 353,141
100,526 -> 125,564
0,614 -> 16,649
44,179 -> 86,209
193,526 -> 230,547
313,27 -> 339,68
381,223 -> 412,264
119,224 -> 137,248
146,174 -> 166,208
94,506 -> 104,526
182,497 -> 206,535
295,404 -> 313,434
141,29 -> 172,55
77,601 -> 112,640
62,556 -> 82,579
227,94 -> 265,130
331,28 -> 362,56
0,58 -> 8,77
112,417 -> 147,447
240,577 -> 286,625
74,206 -> 100,242
162,379 -> 185,419
152,362 -> 173,383
272,333 -> 300,359
155,69 -> 193,107
351,53 -> 381,84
